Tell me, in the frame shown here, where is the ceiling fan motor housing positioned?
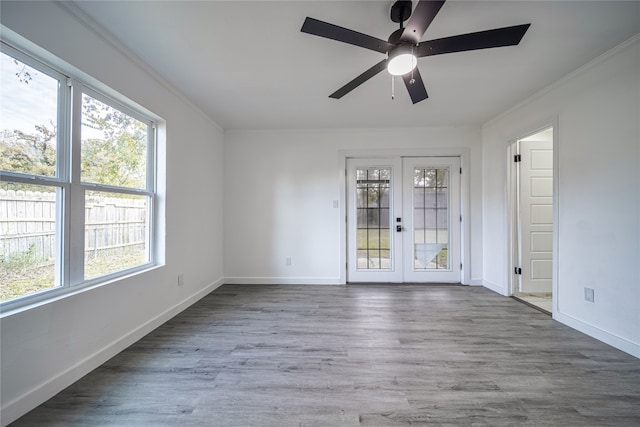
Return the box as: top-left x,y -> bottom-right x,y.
388,43 -> 415,60
300,0 -> 531,104
390,1 -> 413,24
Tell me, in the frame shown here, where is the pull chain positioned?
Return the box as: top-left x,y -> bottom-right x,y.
391,75 -> 395,100
410,45 -> 416,85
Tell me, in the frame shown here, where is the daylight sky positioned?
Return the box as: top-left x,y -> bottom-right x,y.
0,51 -> 104,141
0,51 -> 58,135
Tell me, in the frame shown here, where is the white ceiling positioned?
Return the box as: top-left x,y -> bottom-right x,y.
70,1 -> 640,130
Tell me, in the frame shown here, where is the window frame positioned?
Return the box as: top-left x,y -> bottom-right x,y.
0,39 -> 158,312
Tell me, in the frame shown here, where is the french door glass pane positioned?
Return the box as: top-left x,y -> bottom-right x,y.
84,190 -> 148,279
0,182 -> 60,301
356,167 -> 391,270
413,167 -> 449,270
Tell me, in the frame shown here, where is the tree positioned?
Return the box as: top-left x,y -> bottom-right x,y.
0,96 -> 147,189
0,124 -> 56,177
81,95 -> 147,189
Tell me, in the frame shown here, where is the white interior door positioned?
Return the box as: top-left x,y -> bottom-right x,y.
519,139 -> 553,293
347,158 -> 403,282
347,157 -> 461,283
402,157 -> 461,283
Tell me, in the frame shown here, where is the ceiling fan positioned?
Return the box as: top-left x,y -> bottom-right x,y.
301,0 -> 531,104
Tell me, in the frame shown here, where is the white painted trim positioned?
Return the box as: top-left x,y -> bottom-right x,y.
482,279 -> 508,296
340,147 -> 470,159
0,26 -> 162,123
224,277 -> 343,285
338,151 -> 347,285
0,277 -> 225,427
459,150 -> 472,286
224,126 -> 479,135
554,312 -> 640,359
339,147 -> 472,285
501,118 -> 559,314
506,139 -> 519,296
55,1 -> 223,132
551,119 -> 560,317
485,33 -> 640,127
469,278 -> 483,286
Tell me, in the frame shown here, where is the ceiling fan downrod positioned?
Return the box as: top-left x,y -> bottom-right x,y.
300,0 -> 531,104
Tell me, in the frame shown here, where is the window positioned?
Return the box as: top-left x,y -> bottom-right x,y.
1,41 -> 157,309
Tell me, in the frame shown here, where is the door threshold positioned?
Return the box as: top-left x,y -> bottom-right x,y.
512,296 -> 551,316
347,282 -> 464,286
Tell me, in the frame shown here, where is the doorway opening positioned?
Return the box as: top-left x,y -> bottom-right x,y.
509,127 -> 554,314
346,157 -> 461,283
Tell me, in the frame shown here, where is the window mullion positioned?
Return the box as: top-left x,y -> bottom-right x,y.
57,77 -> 72,288
1,37 -> 159,309
68,79 -> 85,285
146,124 -> 156,264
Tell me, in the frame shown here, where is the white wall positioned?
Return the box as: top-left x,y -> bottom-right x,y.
2,2 -> 635,425
0,2 -> 225,425
482,36 -> 640,357
224,127 -> 483,285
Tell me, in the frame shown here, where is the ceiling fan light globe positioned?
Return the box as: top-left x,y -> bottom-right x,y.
387,54 -> 417,76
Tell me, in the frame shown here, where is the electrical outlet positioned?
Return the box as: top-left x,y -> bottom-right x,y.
584,287 -> 594,303
333,200 -> 339,208
178,273 -> 184,287
286,257 -> 292,266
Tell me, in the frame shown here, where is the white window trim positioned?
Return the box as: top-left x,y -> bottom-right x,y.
0,35 -> 159,313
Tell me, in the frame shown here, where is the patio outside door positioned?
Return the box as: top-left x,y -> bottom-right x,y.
347,157 -> 461,283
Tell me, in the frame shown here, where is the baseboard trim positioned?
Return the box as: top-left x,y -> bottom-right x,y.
0,277 -> 224,427
224,277 -> 343,285
553,311 -> 640,359
469,278 -> 483,286
482,279 -> 508,296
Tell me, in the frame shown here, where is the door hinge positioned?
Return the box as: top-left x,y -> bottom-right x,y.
460,167 -> 462,174
460,215 -> 462,223
460,263 -> 463,270
514,154 -> 521,162
514,267 -> 522,275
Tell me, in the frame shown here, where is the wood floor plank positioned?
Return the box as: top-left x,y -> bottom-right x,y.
10,284 -> 640,426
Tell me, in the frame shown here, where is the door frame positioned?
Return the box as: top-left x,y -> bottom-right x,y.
339,148 -> 472,285
506,118 -> 559,315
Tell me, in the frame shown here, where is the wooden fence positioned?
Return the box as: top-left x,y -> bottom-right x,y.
0,189 -> 146,266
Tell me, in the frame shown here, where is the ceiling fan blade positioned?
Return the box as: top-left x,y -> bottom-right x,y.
402,68 -> 428,104
401,0 -> 446,44
301,17 -> 393,54
416,24 -> 531,57
329,59 -> 389,99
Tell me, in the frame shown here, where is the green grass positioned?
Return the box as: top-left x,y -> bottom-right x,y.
0,263 -> 56,302
1,246 -> 146,303
85,247 -> 145,279
356,228 -> 390,250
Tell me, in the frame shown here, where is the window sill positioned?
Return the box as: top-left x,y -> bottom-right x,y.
0,263 -> 163,318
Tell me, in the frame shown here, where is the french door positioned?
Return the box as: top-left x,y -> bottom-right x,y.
347,157 -> 461,283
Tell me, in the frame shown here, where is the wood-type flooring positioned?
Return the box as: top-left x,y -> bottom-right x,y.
10,284 -> 640,426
